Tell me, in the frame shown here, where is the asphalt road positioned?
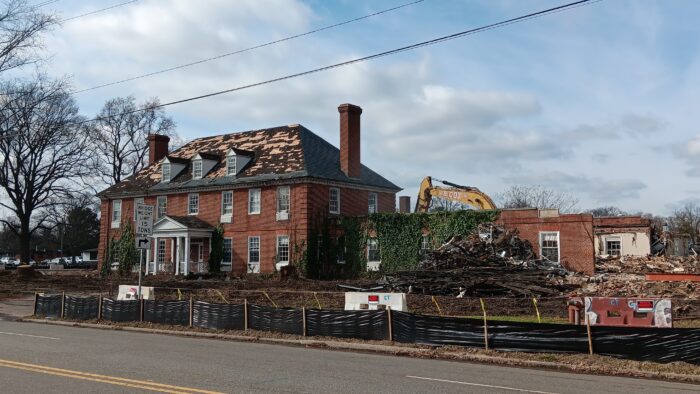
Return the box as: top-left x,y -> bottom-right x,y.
0,320 -> 696,394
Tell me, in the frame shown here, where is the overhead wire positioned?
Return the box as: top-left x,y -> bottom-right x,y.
72,0 -> 427,94
77,0 -> 601,125
62,1 -> 138,22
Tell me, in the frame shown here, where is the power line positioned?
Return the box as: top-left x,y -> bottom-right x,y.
73,0 -> 426,94
79,0 -> 600,125
62,1 -> 138,22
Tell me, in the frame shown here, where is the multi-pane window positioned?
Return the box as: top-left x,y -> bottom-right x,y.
277,236 -> 289,264
248,236 -> 260,273
188,193 -> 199,215
368,192 -> 378,214
111,200 -> 122,228
192,159 -> 202,178
248,188 -> 261,214
227,155 -> 236,176
277,186 -> 290,213
157,239 -> 166,263
337,238 -> 346,264
329,188 -> 340,214
420,235 -> 431,255
367,238 -> 380,262
540,232 -> 560,263
221,191 -> 233,215
606,237 -> 621,256
161,163 -> 170,183
156,196 -> 167,219
133,197 -> 144,220
222,238 -> 232,270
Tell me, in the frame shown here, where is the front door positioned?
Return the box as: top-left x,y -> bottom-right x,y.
190,241 -> 203,273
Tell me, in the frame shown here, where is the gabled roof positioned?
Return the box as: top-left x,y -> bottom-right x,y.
98,125 -> 401,198
163,155 -> 189,165
195,152 -> 221,161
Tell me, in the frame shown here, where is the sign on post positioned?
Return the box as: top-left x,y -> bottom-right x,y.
136,236 -> 151,250
135,203 -> 154,236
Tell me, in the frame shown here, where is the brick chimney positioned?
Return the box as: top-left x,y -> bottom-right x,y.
148,134 -> 170,165
398,196 -> 411,213
338,103 -> 362,178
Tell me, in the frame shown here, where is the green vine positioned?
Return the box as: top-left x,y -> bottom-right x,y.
116,221 -> 138,276
208,225 -> 224,273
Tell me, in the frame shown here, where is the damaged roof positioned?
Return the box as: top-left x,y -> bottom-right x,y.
98,125 -> 401,198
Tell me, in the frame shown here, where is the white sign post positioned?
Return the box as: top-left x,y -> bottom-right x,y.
135,203 -> 154,300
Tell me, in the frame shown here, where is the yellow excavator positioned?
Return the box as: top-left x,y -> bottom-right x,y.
415,176 -> 496,212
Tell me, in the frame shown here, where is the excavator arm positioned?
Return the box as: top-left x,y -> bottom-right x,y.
415,176 -> 496,213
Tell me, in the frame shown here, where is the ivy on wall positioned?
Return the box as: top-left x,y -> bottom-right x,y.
209,225 -> 224,273
116,221 -> 138,276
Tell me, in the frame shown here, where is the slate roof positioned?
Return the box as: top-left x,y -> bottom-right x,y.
166,216 -> 215,230
98,125 -> 401,198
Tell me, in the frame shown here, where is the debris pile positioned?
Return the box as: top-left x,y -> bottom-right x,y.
596,255 -> 699,274
381,224 -> 574,297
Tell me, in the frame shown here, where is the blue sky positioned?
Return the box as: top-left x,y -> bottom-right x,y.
19,0 -> 700,215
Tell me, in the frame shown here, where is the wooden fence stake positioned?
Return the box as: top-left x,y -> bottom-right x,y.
480,298 -> 489,350
313,292 -> 322,309
244,299 -> 248,331
32,292 -> 38,316
97,296 -> 103,320
302,307 -> 307,337
387,307 -> 393,342
431,296 -> 443,316
532,297 -> 541,323
140,298 -> 144,322
585,313 -> 594,355
189,296 -> 194,327
60,291 -> 65,319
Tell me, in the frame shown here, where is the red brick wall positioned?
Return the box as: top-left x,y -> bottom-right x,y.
496,209 -> 595,274
593,216 -> 651,235
98,182 -> 397,274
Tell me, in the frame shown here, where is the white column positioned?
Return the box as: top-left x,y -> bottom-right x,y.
175,236 -> 180,275
152,236 -> 158,274
184,236 -> 190,276
170,238 -> 174,273
146,241 -> 151,275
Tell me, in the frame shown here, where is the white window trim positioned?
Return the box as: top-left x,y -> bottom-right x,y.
156,196 -> 167,219
329,187 -> 340,214
605,236 -> 622,255
221,191 -> 233,223
192,159 -> 203,179
248,188 -> 261,215
368,192 -> 378,214
111,200 -> 122,228
133,198 -> 144,221
276,235 -> 290,264
161,163 -> 171,183
539,231 -> 561,264
248,236 -> 261,273
367,238 -> 380,262
227,155 -> 237,176
276,186 -> 290,221
188,193 -> 199,215
222,237 -> 233,272
157,239 -> 166,264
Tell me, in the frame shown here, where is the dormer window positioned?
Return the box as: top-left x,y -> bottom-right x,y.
227,155 -> 236,176
192,159 -> 203,179
161,163 -> 171,183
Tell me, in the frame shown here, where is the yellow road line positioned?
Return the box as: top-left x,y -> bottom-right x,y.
0,359 -> 224,394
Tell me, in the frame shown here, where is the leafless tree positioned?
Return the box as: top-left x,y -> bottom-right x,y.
87,96 -> 176,187
669,202 -> 700,244
497,185 -> 579,213
586,206 -> 627,217
429,198 -> 474,212
0,0 -> 55,75
0,77 -> 91,263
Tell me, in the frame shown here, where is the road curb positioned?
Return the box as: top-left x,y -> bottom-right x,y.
20,318 -> 700,384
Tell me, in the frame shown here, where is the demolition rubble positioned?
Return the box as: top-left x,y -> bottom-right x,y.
381,225 -> 575,297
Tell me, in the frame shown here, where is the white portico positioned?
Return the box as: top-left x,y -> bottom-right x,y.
147,216 -> 214,275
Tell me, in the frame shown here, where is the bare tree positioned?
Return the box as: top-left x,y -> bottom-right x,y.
586,206 -> 627,217
0,0 -> 55,75
497,185 -> 579,213
429,197 -> 474,212
669,202 -> 700,244
0,77 -> 91,263
87,96 -> 176,187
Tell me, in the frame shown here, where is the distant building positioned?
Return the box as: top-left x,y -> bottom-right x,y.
97,104 -> 401,275
593,216 -> 651,257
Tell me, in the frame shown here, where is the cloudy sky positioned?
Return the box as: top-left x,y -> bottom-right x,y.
19,0 -> 700,215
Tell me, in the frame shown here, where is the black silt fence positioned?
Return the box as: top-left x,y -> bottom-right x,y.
63,296 -> 99,321
101,299 -> 139,322
307,309 -> 389,340
392,311 -> 485,347
192,302 -> 245,330
590,326 -> 700,364
144,300 -> 189,326
35,294 -> 62,318
248,305 -> 303,335
488,320 -> 589,353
